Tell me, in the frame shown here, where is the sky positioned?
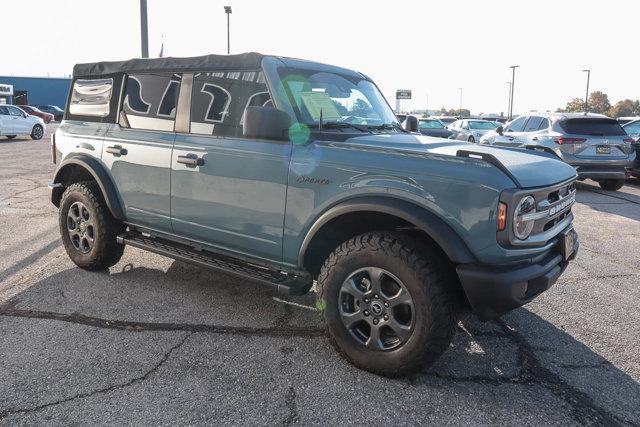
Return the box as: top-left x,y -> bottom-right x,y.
2,0 -> 638,116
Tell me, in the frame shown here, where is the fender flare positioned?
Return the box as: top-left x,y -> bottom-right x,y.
297,197 -> 476,267
51,154 -> 125,220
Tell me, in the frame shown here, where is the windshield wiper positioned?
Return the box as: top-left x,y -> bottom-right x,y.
367,123 -> 408,133
308,122 -> 371,132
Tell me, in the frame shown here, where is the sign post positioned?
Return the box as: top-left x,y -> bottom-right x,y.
395,89 -> 412,113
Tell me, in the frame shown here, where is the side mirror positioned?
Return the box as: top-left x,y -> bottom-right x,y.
496,126 -> 504,135
243,106 -> 291,141
23,112 -> 28,118
404,115 -> 419,132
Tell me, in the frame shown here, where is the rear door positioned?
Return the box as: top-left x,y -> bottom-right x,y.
102,73 -> 180,233
0,106 -> 13,135
170,70 -> 289,264
560,118 -> 630,159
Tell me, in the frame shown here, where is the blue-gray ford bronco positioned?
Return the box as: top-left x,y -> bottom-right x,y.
49,52 -> 579,376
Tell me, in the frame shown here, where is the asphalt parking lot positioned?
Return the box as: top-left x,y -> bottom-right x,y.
0,125 -> 638,425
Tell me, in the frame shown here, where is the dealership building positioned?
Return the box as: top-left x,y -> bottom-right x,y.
0,76 -> 71,108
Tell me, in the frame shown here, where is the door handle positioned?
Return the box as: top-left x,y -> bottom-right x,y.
508,137 -> 514,141
105,146 -> 127,156
531,137 -> 538,141
177,155 -> 204,167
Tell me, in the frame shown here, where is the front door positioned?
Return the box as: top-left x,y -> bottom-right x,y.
102,73 -> 181,233
170,70 -> 289,264
7,106 -> 30,134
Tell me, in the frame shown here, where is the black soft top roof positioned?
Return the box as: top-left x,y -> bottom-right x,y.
73,52 -> 265,77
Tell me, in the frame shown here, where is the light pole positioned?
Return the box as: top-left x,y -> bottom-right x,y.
458,88 -> 462,117
509,65 -> 519,120
224,6 -> 232,54
582,69 -> 590,112
140,0 -> 149,58
425,93 -> 428,116
506,81 -> 511,119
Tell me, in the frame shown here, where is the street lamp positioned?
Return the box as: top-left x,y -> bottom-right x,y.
508,65 -> 519,120
140,0 -> 149,58
582,69 -> 590,113
506,81 -> 511,119
224,6 -> 232,55
458,88 -> 462,117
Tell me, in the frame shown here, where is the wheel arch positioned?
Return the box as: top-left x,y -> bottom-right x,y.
51,154 -> 124,220
298,196 -> 476,276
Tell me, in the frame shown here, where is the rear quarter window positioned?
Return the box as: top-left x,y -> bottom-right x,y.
560,118 -> 625,136
69,78 -> 113,117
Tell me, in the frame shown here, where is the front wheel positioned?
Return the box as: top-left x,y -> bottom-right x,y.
31,124 -> 44,140
598,179 -> 625,191
59,181 -> 125,270
317,232 -> 457,377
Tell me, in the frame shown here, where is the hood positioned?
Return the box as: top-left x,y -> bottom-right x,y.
338,133 -> 577,188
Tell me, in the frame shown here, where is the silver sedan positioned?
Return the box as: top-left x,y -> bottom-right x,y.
448,119 -> 499,143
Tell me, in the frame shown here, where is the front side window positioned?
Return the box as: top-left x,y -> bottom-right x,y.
277,68 -> 398,128
8,106 -> 23,116
505,116 -> 527,132
190,70 -> 271,137
121,73 -> 181,131
69,78 -> 113,117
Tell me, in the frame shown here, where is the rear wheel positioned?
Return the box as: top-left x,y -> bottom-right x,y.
6,135 -> 16,140
59,181 -> 125,270
31,124 -> 44,140
598,179 -> 625,191
317,232 -> 457,377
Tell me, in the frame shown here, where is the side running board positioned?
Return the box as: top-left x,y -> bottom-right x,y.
116,232 -> 312,296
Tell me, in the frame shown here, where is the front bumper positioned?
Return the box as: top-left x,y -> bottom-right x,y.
457,228 -> 579,320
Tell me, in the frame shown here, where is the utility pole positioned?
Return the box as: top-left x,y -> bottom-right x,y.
224,6 -> 232,54
140,0 -> 149,58
509,65 -> 519,120
458,88 -> 462,117
582,69 -> 591,112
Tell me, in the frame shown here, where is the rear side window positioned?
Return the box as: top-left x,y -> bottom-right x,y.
538,118 -> 550,130
523,116 -> 543,132
121,73 -> 181,131
69,78 -> 113,117
560,118 -> 626,136
190,70 -> 271,137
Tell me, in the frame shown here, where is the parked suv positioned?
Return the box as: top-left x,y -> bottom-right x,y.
18,105 -> 54,123
49,53 -> 579,376
480,113 -> 636,191
36,105 -> 64,121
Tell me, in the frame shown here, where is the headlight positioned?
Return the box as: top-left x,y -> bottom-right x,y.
513,195 -> 536,240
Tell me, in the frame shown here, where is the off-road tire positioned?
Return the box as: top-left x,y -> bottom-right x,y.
31,124 -> 44,140
6,135 -> 16,140
59,181 -> 125,270
317,232 -> 457,377
598,179 -> 625,191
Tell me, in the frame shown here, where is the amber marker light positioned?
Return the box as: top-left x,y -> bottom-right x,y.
497,202 -> 507,231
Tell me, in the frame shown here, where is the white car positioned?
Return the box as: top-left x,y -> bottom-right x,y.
0,105 -> 46,140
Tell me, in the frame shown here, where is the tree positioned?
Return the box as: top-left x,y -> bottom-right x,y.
557,91 -> 611,115
608,99 -> 640,118
588,91 -> 611,115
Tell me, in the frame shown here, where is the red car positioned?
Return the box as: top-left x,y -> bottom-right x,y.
17,105 -> 54,123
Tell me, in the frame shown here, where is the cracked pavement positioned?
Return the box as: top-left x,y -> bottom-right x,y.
0,126 -> 639,425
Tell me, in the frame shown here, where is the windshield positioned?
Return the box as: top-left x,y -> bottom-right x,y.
419,120 -> 444,129
469,121 -> 498,130
277,68 -> 398,128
